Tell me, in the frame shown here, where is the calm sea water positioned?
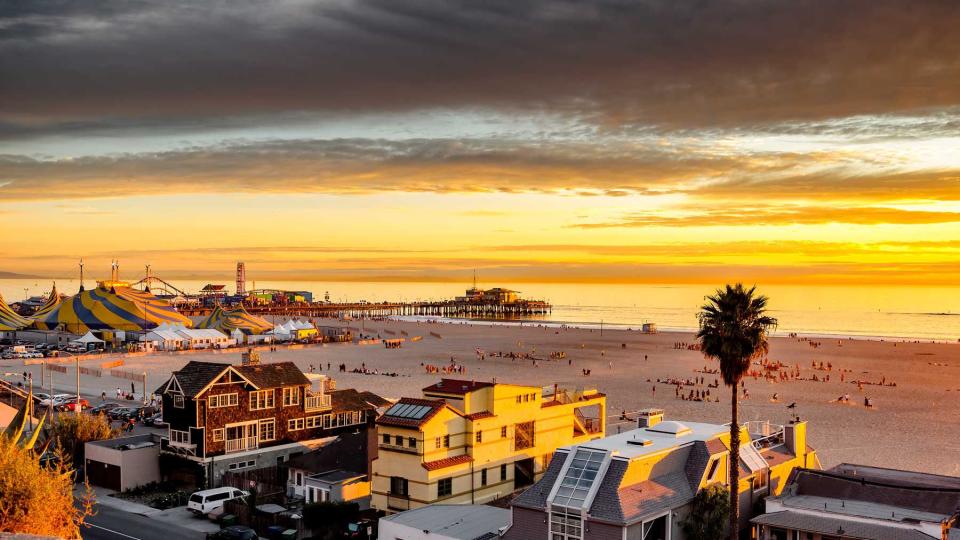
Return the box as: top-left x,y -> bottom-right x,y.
2,279 -> 958,341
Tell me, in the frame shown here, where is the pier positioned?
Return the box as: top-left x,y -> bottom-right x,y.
180,299 -> 552,319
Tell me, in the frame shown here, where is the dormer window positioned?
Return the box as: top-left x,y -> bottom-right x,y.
705,457 -> 721,484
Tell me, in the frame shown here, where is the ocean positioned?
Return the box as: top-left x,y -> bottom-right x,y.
2,279 -> 958,341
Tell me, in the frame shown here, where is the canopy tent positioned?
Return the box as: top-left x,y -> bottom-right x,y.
33,283 -> 192,334
71,331 -> 105,345
0,292 -> 30,331
195,305 -> 273,335
29,283 -> 63,325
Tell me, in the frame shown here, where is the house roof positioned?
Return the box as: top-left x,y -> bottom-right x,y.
158,360 -> 309,398
285,430 -> 370,474
357,390 -> 391,408
511,449 -> 569,511
422,379 -> 496,395
307,469 -> 366,485
464,411 -> 495,420
376,397 -> 449,428
329,388 -> 380,413
790,467 -> 960,516
751,511 -> 938,540
422,454 -> 474,471
234,362 -> 309,389
380,504 -> 509,540
615,471 -> 695,524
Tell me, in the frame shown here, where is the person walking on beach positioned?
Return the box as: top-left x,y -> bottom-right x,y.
116,386 -> 122,399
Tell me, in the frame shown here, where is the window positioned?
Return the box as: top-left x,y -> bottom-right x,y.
208,393 -> 238,408
501,426 -> 507,438
501,464 -> 507,481
705,458 -> 721,483
228,459 -> 256,471
282,387 -> 300,407
296,472 -> 303,486
288,418 -> 305,431
475,430 -> 482,443
523,394 -> 529,402
259,419 -> 275,441
212,429 -> 224,442
435,437 -> 441,449
481,468 -> 487,486
516,395 -> 521,404
390,476 -> 408,496
305,415 -> 321,428
752,471 -> 768,492
173,394 -> 184,408
408,437 -> 417,448
249,390 -> 275,410
383,434 -> 391,445
437,478 -> 452,497
443,435 -> 450,448
550,509 -> 582,540
394,435 -> 403,446
170,429 -> 190,444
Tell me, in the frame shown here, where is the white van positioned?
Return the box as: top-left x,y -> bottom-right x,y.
187,487 -> 248,515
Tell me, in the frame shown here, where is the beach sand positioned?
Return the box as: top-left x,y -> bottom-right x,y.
14,319 -> 960,476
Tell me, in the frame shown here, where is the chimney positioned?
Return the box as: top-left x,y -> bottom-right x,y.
637,408 -> 665,428
785,420 -> 807,461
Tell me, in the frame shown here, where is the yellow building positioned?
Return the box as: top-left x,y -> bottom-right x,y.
371,379 -> 607,512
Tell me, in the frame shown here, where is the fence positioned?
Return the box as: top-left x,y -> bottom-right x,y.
47,364 -> 67,374
101,360 -> 124,369
110,369 -> 144,382
78,366 -> 102,377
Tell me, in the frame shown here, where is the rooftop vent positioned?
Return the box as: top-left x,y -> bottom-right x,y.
627,438 -> 654,447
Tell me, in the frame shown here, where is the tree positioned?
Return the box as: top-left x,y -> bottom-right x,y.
681,484 -> 730,540
697,283 -> 776,540
49,411 -> 118,470
0,396 -> 94,536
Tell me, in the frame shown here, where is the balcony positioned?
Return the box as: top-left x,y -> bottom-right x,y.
305,392 -> 332,412
225,436 -> 258,454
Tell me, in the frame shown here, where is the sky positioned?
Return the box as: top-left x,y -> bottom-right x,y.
1,0 -> 959,285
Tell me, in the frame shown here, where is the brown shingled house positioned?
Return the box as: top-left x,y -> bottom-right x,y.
156,360 -> 376,487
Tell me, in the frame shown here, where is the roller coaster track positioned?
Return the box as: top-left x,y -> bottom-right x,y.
131,276 -> 189,297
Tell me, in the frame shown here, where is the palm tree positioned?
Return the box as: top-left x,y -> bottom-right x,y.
697,284 -> 777,540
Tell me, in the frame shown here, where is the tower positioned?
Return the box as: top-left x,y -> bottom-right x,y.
236,262 -> 246,295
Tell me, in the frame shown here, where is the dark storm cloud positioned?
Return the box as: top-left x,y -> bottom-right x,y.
2,0 -> 959,133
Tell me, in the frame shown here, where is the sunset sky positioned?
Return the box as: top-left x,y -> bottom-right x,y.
1,1 -> 959,285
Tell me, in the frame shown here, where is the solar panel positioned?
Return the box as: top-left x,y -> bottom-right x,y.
385,403 -> 407,417
408,405 -> 431,419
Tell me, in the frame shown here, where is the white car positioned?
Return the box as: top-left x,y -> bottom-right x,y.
39,394 -> 72,408
187,487 -> 248,515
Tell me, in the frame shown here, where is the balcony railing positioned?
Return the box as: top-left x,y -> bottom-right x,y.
225,436 -> 258,453
305,393 -> 332,412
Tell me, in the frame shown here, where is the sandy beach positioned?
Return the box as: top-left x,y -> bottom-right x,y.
10,319 -> 960,476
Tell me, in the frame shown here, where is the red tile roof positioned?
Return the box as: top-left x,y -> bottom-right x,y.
464,411 -> 494,420
376,397 -> 448,428
422,379 -> 495,395
422,454 -> 474,471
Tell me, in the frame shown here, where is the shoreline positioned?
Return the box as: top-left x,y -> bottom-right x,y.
391,315 -> 960,344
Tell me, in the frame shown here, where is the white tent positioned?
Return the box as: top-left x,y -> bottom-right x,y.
145,329 -> 187,350
72,331 -> 105,345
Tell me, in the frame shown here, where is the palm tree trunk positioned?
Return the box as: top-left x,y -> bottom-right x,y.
729,384 -> 740,540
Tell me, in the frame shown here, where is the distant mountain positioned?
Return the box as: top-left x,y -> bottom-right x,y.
0,271 -> 46,279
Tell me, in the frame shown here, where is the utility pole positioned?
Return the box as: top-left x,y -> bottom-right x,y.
600,319 -> 604,336
75,354 -> 81,414
142,372 -> 147,405
28,375 -> 33,432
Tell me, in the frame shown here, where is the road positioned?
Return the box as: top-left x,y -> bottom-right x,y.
81,504 -> 206,540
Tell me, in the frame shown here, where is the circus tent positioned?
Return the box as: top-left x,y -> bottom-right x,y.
195,305 -> 273,335
33,282 -> 192,334
29,283 -> 63,324
0,292 -> 30,331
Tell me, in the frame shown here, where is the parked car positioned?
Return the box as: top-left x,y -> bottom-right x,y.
188,488 -> 249,516
58,397 -> 90,412
33,392 -> 51,402
206,525 -> 257,540
108,406 -> 140,420
89,402 -> 121,415
40,394 -> 72,408
143,411 -> 167,427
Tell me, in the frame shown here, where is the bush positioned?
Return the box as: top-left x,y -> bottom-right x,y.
303,501 -> 360,537
48,412 -> 119,470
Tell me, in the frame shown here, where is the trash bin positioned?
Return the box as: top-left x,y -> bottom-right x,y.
265,525 -> 285,539
279,529 -> 296,540
218,514 -> 237,527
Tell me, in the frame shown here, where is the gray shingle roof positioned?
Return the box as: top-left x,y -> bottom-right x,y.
235,362 -> 309,390
587,458 -> 628,522
684,440 -> 710,492
616,472 -> 695,524
511,449 -> 569,510
167,361 -> 230,396
751,510 -> 938,540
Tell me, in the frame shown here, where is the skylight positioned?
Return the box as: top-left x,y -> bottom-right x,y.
551,448 -> 607,510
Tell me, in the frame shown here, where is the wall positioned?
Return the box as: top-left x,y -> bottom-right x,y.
85,438 -> 161,491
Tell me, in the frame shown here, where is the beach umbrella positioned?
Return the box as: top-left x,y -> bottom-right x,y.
33,283 -> 192,333
0,292 -> 30,331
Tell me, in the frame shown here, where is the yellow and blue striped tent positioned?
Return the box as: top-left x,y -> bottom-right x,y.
33,283 -> 192,333
196,305 -> 273,335
0,292 -> 30,331
29,283 -> 62,323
